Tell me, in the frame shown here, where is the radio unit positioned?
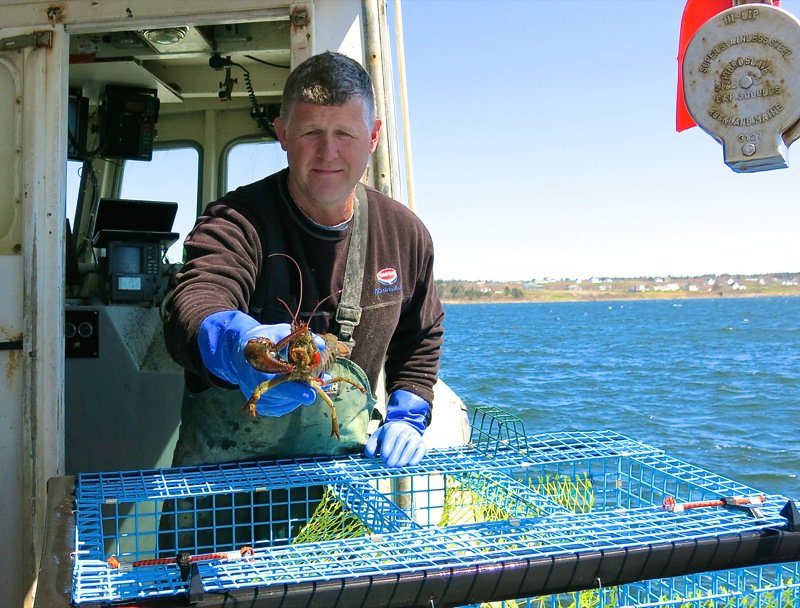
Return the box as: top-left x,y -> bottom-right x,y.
107,241 -> 162,303
91,198 -> 179,305
99,85 -> 160,161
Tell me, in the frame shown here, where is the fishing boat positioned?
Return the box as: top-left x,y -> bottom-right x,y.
0,1 -> 797,606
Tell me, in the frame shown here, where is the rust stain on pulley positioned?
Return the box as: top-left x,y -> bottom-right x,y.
46,5 -> 64,24
291,6 -> 311,43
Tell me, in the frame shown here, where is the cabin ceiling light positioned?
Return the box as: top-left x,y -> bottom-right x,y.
141,27 -> 188,46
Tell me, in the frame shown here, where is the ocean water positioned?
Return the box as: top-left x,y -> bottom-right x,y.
439,297 -> 800,499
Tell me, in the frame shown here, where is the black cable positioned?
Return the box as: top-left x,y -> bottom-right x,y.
242,67 -> 276,138
243,54 -> 289,69
233,60 -> 277,139
209,54 -> 279,138
75,162 -> 100,260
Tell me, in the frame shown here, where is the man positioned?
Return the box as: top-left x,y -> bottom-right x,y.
163,51 -> 443,470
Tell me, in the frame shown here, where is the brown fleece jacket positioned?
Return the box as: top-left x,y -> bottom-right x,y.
163,168 -> 444,406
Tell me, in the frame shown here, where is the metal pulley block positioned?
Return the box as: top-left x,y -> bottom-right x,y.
683,3 -> 800,172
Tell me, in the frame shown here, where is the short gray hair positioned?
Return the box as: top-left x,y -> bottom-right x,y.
280,51 -> 377,126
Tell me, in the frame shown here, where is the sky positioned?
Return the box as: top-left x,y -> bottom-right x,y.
394,0 -> 800,281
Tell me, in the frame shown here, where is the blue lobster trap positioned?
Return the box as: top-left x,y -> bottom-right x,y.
35,407 -> 800,607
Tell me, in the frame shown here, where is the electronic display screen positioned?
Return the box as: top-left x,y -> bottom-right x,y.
125,99 -> 146,113
118,276 -> 142,291
106,240 -> 161,303
111,245 -> 141,274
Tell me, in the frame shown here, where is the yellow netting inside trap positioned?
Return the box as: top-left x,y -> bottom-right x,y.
535,473 -> 595,514
290,474 -> 599,608
292,473 -> 595,544
436,472 -> 595,608
439,472 -> 595,526
292,485 -> 372,544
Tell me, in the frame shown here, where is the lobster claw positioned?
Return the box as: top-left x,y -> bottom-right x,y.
243,337 -> 295,374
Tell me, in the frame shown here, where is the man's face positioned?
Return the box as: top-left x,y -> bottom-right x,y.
275,99 -> 381,215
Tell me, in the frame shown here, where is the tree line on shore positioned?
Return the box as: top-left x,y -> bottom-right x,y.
436,273 -> 800,302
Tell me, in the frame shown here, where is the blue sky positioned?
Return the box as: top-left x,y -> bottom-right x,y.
396,0 -> 800,280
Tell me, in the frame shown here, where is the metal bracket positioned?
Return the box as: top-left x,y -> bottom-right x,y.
0,31 -> 53,52
0,339 -> 23,351
336,304 -> 363,325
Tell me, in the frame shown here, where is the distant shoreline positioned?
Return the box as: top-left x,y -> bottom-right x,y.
441,290 -> 800,305
437,273 -> 800,305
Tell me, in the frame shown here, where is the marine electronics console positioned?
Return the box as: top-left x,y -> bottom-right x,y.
92,198 -> 178,304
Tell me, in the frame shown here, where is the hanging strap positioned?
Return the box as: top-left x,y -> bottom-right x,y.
335,183 -> 368,349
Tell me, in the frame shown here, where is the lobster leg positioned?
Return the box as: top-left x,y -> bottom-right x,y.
245,376 -> 365,441
312,387 -> 340,440
244,377 -> 342,440
244,376 -> 292,416
316,378 -> 366,440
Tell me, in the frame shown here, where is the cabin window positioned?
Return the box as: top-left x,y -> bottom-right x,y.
225,140 -> 287,192
66,160 -> 83,231
119,146 -> 200,264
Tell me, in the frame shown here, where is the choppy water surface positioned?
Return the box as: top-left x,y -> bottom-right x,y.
440,297 -> 800,498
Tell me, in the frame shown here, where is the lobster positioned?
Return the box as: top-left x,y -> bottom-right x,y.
242,254 -> 365,440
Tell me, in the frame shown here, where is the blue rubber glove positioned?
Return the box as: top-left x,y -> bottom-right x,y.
197,310 -> 323,416
365,389 -> 429,467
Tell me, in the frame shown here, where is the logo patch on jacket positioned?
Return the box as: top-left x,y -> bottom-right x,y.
375,267 -> 401,295
377,267 -> 398,285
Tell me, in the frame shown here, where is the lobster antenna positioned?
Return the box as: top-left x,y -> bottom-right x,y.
276,297 -> 295,319
268,253 -> 303,321
308,289 -> 343,320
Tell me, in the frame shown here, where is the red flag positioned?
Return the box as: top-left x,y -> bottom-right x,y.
675,0 -> 781,132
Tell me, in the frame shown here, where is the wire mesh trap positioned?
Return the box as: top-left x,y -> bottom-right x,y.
68,408 -> 800,607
